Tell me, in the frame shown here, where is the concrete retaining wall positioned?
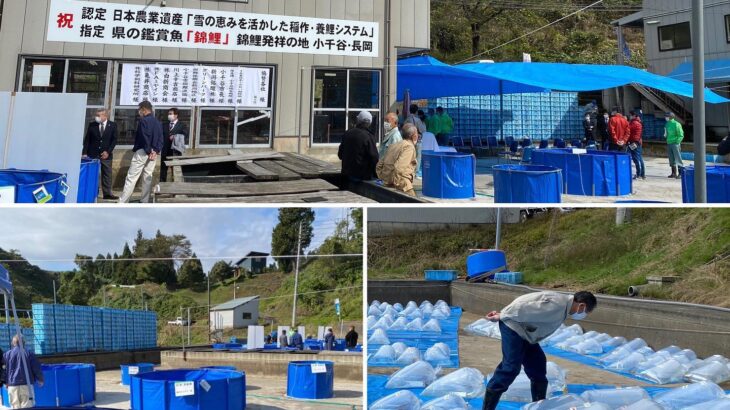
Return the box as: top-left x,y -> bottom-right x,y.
450,282 -> 730,358
161,350 -> 362,382
39,349 -> 161,371
367,281 -> 451,306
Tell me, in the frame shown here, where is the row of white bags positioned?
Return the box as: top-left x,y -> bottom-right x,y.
369,299 -> 452,320
370,342 -> 452,365
368,316 -> 443,333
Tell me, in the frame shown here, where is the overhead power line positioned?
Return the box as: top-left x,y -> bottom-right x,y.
0,253 -> 363,264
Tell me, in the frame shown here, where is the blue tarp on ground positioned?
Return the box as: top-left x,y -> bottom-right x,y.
367,374 -> 730,409
668,58 -> 730,83
454,62 -> 729,104
542,346 -> 653,383
397,56 -> 548,99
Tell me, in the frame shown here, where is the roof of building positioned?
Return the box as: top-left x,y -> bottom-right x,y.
612,10 -> 646,27
235,251 -> 270,266
211,296 -> 260,311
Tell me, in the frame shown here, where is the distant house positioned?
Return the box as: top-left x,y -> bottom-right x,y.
209,296 -> 260,331
235,251 -> 269,275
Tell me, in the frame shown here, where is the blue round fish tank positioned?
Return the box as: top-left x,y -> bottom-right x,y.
77,158 -> 100,203
682,166 -> 730,203
492,164 -> 562,203
130,369 -> 245,410
0,169 -> 68,203
286,361 -> 334,399
1,363 -> 95,407
121,363 -> 155,386
422,151 -> 476,199
466,250 -> 508,280
531,149 -> 632,196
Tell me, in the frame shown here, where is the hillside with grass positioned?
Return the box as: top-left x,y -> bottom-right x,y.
369,208 -> 730,308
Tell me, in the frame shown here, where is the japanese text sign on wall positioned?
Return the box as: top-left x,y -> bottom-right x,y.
47,0 -> 380,57
120,64 -> 271,108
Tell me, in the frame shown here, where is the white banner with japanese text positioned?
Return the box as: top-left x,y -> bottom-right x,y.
47,0 -> 379,57
120,64 -> 270,107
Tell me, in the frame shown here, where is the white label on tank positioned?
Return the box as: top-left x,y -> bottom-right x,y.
128,366 -> 139,375
572,148 -> 588,155
174,381 -> 195,397
310,363 -> 327,374
199,379 -> 211,392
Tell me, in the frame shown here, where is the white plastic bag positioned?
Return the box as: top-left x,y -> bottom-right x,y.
618,398 -> 664,409
370,390 -> 422,410
430,307 -> 450,320
422,367 -> 485,399
600,336 -> 627,351
654,381 -> 726,410
685,361 -> 730,384
638,358 -> 689,384
424,345 -> 450,364
368,329 -> 390,345
393,303 -> 404,312
657,345 -> 681,355
420,305 -> 434,317
385,360 -> 438,389
405,318 -> 424,331
406,301 -> 418,309
623,338 -> 648,351
606,352 -> 647,372
368,305 -> 383,316
465,319 -> 490,334
521,394 -> 586,409
499,362 -> 567,403
682,398 -> 730,410
421,393 -> 470,410
367,315 -> 378,329
633,351 -> 672,374
374,316 -> 394,330
396,347 -> 422,365
390,317 -> 409,331
420,300 -> 432,308
392,342 -> 408,356
580,387 -> 650,407
423,319 -> 442,333
371,345 -> 397,363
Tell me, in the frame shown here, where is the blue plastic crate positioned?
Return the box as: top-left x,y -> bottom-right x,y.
424,270 -> 458,281
494,272 -> 523,284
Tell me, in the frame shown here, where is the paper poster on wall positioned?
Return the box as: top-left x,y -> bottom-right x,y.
31,64 -> 52,87
47,0 -> 379,57
120,63 -> 270,108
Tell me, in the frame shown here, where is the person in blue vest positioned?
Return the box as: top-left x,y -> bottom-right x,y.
289,329 -> 304,350
324,328 -> 336,350
4,335 -> 44,409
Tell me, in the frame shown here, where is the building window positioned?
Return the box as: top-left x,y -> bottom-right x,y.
658,22 -> 691,52
155,108 -> 193,146
312,69 -> 381,144
67,60 -> 109,106
21,58 -> 66,93
242,312 -> 252,320
726,15 -> 730,43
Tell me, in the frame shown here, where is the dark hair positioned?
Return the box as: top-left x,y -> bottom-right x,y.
409,104 -> 419,114
574,291 -> 597,312
168,108 -> 179,116
629,111 -> 637,117
417,110 -> 425,116
436,106 -> 444,113
138,101 -> 153,112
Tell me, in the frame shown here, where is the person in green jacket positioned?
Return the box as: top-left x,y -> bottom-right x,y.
664,112 -> 685,179
435,107 -> 454,146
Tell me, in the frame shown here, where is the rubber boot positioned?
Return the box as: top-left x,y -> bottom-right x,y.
676,167 -> 684,179
668,166 -> 677,178
531,381 -> 549,402
482,389 -> 503,410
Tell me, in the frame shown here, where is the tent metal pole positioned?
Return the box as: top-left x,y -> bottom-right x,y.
692,0 -> 707,203
499,81 -> 504,141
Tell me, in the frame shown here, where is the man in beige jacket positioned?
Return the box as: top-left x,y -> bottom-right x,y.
376,123 -> 418,196
482,291 -> 598,410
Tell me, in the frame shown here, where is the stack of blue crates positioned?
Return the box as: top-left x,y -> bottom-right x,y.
430,92 -> 583,141
31,304 -> 157,355
494,272 -> 524,284
0,324 -> 35,353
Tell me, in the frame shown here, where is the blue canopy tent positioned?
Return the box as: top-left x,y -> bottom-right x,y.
397,55 -> 547,100
456,62 -> 729,104
0,265 -> 36,403
668,58 -> 730,83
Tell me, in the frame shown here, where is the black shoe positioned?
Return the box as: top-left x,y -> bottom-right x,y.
103,194 -> 119,200
482,389 -> 503,410
531,381 -> 549,402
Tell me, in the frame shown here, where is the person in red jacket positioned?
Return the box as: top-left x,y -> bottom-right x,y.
608,108 -> 630,152
628,111 -> 646,180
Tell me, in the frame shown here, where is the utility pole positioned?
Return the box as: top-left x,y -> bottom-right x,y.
52,280 -> 57,304
180,307 -> 185,353
207,273 -> 211,333
495,208 -> 502,249
291,222 -> 303,327
692,0 -> 707,203
187,307 -> 191,346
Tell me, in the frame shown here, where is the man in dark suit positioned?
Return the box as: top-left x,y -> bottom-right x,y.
82,108 -> 118,200
160,108 -> 188,182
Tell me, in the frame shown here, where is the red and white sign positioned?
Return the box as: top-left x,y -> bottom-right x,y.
47,0 -> 379,57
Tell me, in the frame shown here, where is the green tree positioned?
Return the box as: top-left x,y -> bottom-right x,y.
209,260 -> 234,283
271,208 -> 315,273
58,255 -> 103,305
113,243 -> 136,285
178,253 -> 205,289
133,230 -> 192,287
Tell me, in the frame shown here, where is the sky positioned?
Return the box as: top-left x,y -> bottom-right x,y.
0,207 -> 349,272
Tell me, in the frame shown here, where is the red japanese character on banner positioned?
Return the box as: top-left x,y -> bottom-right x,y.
57,13 -> 74,29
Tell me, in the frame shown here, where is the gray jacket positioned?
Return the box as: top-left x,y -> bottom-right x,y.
500,291 -> 573,344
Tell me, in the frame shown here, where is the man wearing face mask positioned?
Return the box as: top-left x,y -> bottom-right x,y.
596,111 -> 610,150
160,108 -> 189,182
82,109 -> 118,200
379,112 -> 402,158
119,101 -> 164,203
482,290 -> 598,410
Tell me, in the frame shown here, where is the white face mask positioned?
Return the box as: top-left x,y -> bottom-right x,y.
168,115 -> 177,122
570,305 -> 587,321
95,116 -> 102,123
384,122 -> 393,132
